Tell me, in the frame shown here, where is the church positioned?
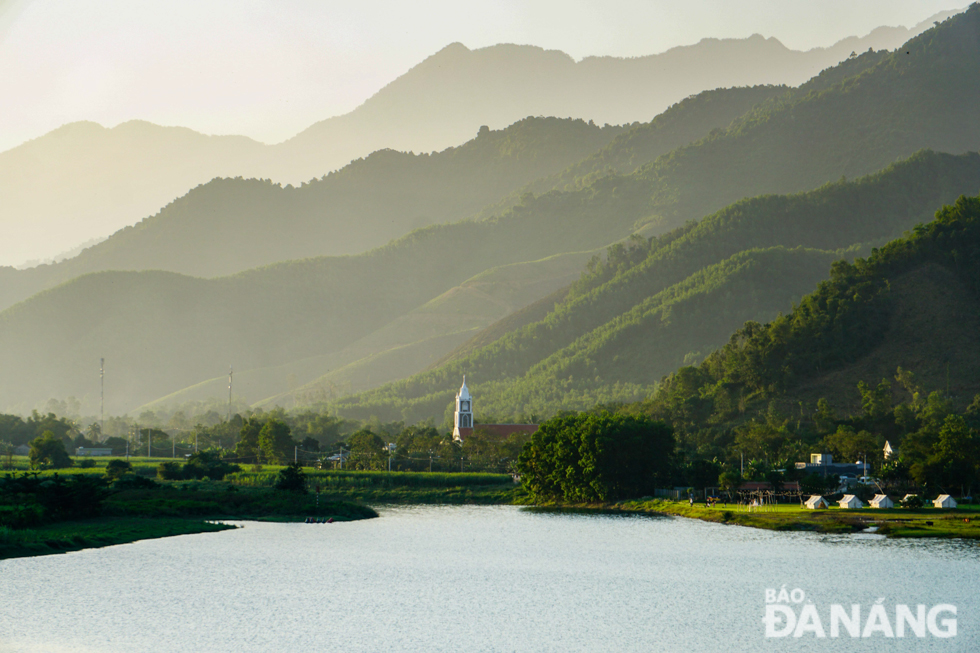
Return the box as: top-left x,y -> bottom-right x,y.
452,376 -> 538,441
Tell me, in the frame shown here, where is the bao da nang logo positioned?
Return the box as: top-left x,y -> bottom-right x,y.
763,586 -> 957,638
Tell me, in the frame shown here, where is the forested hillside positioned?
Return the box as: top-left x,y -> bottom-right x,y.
331,150 -> 980,423
2,9 -> 978,416
638,193 -> 980,470
0,118 -> 623,310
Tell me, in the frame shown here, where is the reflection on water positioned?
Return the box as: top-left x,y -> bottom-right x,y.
0,506 -> 977,652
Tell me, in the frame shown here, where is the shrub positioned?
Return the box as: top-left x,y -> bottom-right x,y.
157,461 -> 183,481
183,450 -> 240,481
901,495 -> 924,509
105,459 -> 133,480
112,474 -> 158,490
274,463 -> 308,493
29,431 -> 73,469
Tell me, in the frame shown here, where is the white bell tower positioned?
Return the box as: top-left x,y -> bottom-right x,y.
453,376 -> 473,440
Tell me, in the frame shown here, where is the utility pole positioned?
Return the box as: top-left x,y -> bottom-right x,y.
147,427 -> 151,459
429,450 -> 433,473
99,358 -> 104,441
228,366 -> 233,421
172,430 -> 176,459
339,445 -> 344,470
295,446 -> 298,464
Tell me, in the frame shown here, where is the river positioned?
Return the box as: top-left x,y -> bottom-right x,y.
1,505 -> 977,652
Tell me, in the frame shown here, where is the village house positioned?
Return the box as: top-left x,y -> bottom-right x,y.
75,447 -> 113,456
795,452 -> 865,478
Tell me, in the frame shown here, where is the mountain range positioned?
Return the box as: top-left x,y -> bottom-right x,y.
0,6 -> 977,420
0,8 -> 958,268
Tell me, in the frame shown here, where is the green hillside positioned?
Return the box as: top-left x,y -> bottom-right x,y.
3,10 -> 980,415
0,117 -> 623,311
641,193 -> 980,464
331,150 -> 980,423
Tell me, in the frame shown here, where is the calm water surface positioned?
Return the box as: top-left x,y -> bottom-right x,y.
1,505 -> 978,652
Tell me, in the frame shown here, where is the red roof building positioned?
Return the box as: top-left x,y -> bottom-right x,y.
452,377 -> 537,442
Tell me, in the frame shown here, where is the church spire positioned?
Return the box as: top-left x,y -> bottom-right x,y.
453,375 -> 473,440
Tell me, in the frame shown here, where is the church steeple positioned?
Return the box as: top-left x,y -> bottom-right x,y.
453,376 -> 473,440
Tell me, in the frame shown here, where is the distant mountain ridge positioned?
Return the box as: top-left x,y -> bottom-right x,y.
0,8 -> 976,415
0,117 -> 625,310
0,8 -> 959,267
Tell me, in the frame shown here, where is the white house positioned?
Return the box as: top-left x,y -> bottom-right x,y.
869,494 -> 894,509
838,494 -> 863,509
75,447 -> 112,457
933,494 -> 957,509
805,495 -> 829,510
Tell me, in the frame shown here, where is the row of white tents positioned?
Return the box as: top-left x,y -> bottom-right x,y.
805,494 -> 958,509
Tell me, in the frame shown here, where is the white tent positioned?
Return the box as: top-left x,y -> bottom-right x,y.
805,495 -> 828,510
933,494 -> 957,509
838,494 -> 864,509
869,494 -> 894,509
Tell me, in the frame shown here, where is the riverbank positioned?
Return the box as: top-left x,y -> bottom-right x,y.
0,479 -> 380,560
0,517 -> 235,560
611,498 -> 980,539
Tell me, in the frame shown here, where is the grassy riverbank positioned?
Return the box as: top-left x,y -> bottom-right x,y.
0,517 -> 234,560
612,499 -> 980,539
228,469 -> 523,505
0,472 -> 382,560
0,466 -> 524,560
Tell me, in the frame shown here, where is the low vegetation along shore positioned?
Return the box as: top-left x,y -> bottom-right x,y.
0,458 -> 521,560
607,499 -> 980,539
4,450 -> 976,561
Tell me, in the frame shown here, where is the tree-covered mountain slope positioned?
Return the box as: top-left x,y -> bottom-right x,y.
329,150 -> 980,424
643,193 -> 980,437
0,118 -> 622,311
476,47 -> 898,220
134,249 -> 596,412
0,190 -> 629,415
2,11 -> 978,415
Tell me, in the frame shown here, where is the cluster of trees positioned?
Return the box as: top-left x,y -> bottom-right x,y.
157,451 -> 241,481
516,412 -> 675,502
0,473 -> 111,528
628,195 -> 980,497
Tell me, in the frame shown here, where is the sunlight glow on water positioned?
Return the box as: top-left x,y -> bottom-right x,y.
1,506 -> 977,652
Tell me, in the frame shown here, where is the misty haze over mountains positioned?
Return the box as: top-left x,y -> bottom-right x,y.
0,9 -> 958,268
2,5 -> 980,428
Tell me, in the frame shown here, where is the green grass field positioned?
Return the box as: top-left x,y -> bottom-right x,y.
613,499 -> 980,538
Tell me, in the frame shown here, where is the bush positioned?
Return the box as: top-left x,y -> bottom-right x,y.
77,458 -> 96,468
29,432 -> 73,469
112,474 -> 158,491
183,450 -> 240,481
274,463 -> 307,493
157,461 -> 183,481
105,459 -> 133,480
901,495 -> 924,509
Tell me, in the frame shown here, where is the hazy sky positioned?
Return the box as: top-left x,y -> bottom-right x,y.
0,0 -> 965,152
